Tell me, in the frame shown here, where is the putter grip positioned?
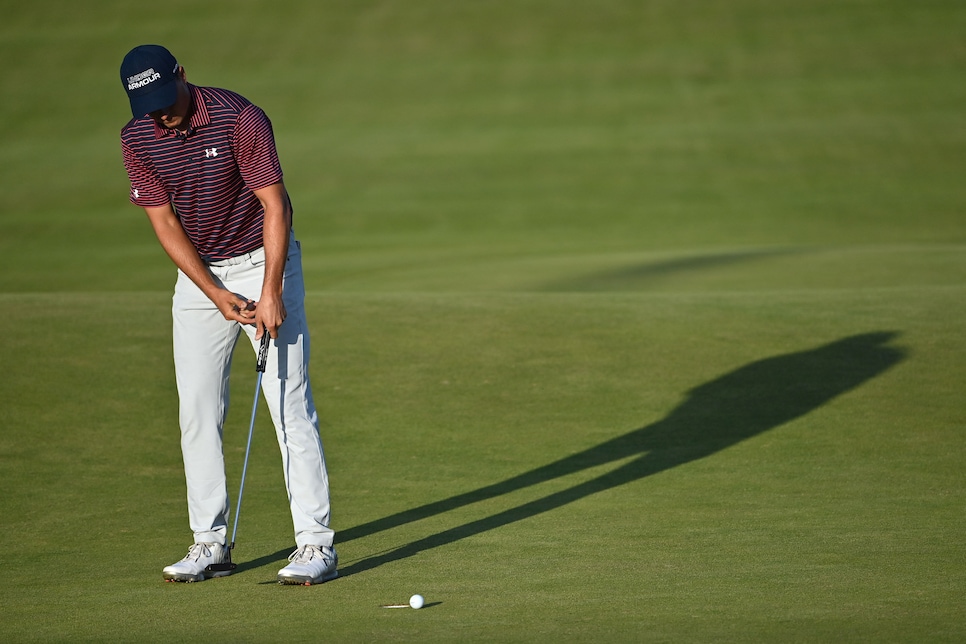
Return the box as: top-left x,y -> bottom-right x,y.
256,332 -> 271,373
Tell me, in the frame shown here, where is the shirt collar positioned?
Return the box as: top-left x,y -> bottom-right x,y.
153,84 -> 211,139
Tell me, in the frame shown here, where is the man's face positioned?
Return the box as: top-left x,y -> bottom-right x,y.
149,73 -> 191,130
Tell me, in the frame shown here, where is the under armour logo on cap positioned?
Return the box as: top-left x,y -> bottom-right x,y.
120,45 -> 180,118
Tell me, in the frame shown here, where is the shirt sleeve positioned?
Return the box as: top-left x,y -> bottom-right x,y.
121,138 -> 170,207
234,104 -> 284,192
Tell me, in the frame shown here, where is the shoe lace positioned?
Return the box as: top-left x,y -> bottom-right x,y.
288,545 -> 328,565
182,543 -> 213,562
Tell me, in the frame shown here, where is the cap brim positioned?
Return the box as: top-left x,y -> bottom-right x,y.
128,76 -> 179,118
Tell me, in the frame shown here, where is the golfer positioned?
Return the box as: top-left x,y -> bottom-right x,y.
118,44 -> 336,584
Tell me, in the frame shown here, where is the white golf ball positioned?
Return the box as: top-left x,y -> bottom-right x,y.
409,594 -> 425,609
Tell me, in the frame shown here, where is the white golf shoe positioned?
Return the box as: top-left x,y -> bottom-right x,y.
277,544 -> 339,585
162,542 -> 231,582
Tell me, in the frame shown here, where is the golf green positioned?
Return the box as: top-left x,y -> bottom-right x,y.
1,1 -> 964,641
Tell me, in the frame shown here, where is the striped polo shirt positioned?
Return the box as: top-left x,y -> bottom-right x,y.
121,84 -> 285,261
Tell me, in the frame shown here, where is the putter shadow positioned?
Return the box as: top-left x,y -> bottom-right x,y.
233,547 -> 291,574
337,332 -> 905,577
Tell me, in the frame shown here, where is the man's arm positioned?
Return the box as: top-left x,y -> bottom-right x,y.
143,204 -> 256,324
252,181 -> 293,340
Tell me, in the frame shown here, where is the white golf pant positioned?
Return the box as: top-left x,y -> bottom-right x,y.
171,235 -> 334,549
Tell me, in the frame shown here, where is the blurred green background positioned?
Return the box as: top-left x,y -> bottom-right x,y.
3,0 -> 964,293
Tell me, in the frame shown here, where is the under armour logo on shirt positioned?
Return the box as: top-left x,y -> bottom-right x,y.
204,148 -> 219,158
132,188 -> 139,198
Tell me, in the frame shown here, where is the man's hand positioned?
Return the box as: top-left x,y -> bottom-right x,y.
215,291 -> 257,324
254,292 -> 287,340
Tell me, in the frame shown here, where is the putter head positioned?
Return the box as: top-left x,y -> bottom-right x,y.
205,561 -> 237,573
204,542 -> 236,573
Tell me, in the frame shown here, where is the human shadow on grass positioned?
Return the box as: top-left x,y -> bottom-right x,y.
337,332 -> 904,577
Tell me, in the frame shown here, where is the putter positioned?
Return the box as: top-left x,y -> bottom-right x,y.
206,330 -> 272,574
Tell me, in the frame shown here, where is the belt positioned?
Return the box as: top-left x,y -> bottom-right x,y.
205,247 -> 264,267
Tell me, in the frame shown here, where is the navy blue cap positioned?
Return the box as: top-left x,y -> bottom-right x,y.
120,45 -> 180,118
